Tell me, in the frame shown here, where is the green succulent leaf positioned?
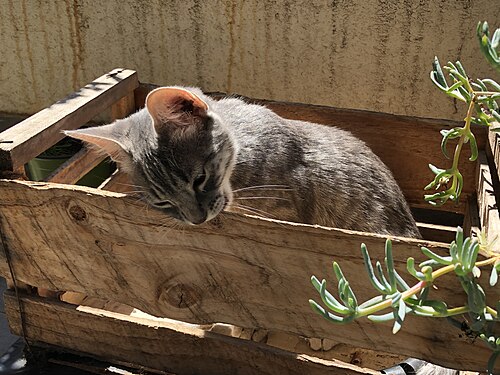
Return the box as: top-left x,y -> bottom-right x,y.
361,244 -> 387,294
467,131 -> 479,161
420,246 -> 453,265
407,258 -> 426,281
431,57 -> 448,90
319,279 -> 352,314
367,311 -> 395,322
490,266 -> 498,286
309,299 -> 347,324
393,299 -> 407,334
440,128 -> 462,159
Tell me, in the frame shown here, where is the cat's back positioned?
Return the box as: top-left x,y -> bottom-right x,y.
212,96 -> 419,238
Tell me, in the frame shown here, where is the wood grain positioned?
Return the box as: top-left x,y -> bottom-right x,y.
135,84 -> 487,214
45,148 -> 107,185
0,69 -> 138,171
46,91 -> 136,185
476,151 -> 500,244
98,170 -> 134,193
0,179 -> 496,371
415,222 -> 457,243
4,292 -> 376,375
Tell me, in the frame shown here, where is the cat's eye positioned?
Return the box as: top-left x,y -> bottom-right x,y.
193,172 -> 208,191
154,200 -> 173,208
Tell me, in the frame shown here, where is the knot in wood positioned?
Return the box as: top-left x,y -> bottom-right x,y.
69,205 -> 87,221
159,283 -> 201,309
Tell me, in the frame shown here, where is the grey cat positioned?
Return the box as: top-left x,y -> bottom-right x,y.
66,86 -> 420,238
66,87 -> 459,375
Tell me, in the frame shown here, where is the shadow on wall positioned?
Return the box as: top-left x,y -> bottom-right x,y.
0,114 -> 27,133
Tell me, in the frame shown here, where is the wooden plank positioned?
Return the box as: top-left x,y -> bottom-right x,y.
45,148 -> 107,184
0,69 -> 138,171
111,92 -> 136,120
4,292 -> 375,375
415,222 -> 457,243
487,128 -> 500,185
98,170 -> 134,193
476,151 -> 500,244
0,180 -> 496,371
135,84 -> 486,214
46,92 -> 136,185
464,194 -> 481,238
57,293 -> 406,370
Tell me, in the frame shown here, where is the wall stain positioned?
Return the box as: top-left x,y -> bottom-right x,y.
373,0 -> 398,108
328,0 -> 339,90
409,0 -> 430,114
281,0 -> 291,93
157,1 -> 169,84
53,0 -> 69,85
65,0 -> 84,90
226,0 -> 237,93
131,0 -> 155,81
189,0 -> 204,87
38,1 -> 55,89
20,0 -> 39,106
262,1 -> 273,97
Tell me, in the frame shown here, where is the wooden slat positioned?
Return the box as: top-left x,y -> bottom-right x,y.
0,69 -> 138,171
476,151 -> 500,244
111,92 -> 136,120
487,129 -> 500,186
46,91 -> 136,185
98,170 -> 134,193
464,194 -> 481,238
45,148 -> 107,184
4,292 -> 375,375
0,180 -> 496,371
135,84 -> 487,214
415,222 -> 457,243
57,293 -> 406,370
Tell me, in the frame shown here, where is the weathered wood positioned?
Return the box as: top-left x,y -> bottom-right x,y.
4,292 -> 376,375
415,222 -> 457,244
98,170 -> 134,193
476,152 -> 500,244
58,293 -> 406,370
111,92 -> 136,121
464,194 -> 481,238
45,148 -> 107,185
488,130 -> 500,187
46,91 -> 136,185
135,84 -> 487,214
0,180 -> 496,371
0,69 -> 138,171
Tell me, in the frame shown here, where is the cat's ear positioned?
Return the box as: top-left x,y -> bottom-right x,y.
145,87 -> 209,134
64,124 -> 128,162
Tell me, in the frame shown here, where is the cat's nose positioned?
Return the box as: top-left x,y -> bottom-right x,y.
190,210 -> 208,225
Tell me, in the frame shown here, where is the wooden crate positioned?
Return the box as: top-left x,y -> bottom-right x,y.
0,68 -> 499,374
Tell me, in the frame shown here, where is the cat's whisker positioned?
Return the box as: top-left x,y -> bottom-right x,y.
114,182 -> 144,189
234,196 -> 291,202
124,190 -> 146,195
232,184 -> 291,193
228,203 -> 278,220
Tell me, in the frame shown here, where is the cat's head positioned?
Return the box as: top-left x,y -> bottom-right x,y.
65,87 -> 237,225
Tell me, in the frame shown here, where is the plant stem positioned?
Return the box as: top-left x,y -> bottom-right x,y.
357,255 -> 500,318
451,97 -> 476,171
357,281 -> 427,316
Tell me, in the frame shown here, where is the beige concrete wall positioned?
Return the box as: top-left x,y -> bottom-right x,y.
1,0 -> 499,120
